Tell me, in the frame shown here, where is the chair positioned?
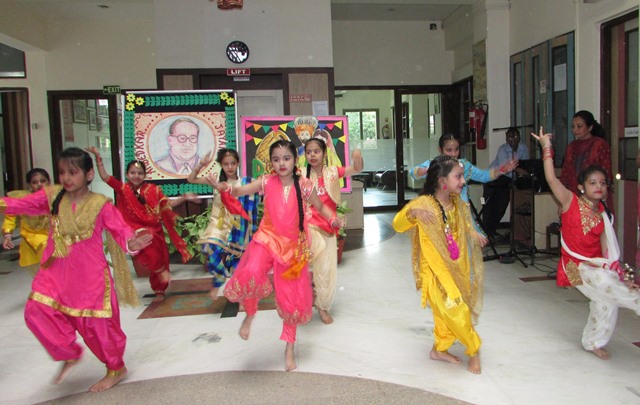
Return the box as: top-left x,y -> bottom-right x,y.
376,170 -> 396,191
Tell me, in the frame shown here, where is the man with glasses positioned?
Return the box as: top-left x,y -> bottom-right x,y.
156,118 -> 202,175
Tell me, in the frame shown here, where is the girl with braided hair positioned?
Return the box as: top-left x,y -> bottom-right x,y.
187,148 -> 259,300
303,137 -> 363,324
0,147 -> 152,391
213,140 -> 342,371
86,147 -> 197,302
393,155 -> 488,374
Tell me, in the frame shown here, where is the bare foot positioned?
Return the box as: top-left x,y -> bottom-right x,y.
239,314 -> 255,340
89,367 -> 127,392
468,355 -> 481,374
589,347 -> 610,360
208,286 -> 219,301
54,359 -> 79,384
152,293 -> 165,303
318,309 -> 333,324
429,348 -> 462,364
285,342 -> 297,371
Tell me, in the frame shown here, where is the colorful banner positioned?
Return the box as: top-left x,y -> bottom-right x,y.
122,90 -> 237,196
240,116 -> 351,192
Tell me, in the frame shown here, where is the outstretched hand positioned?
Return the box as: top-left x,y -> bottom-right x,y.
3,234 -> 14,250
199,151 -> 215,168
85,146 -> 101,159
474,232 -> 489,247
531,126 -> 553,148
181,193 -> 200,203
411,208 -> 436,224
499,159 -> 519,174
351,149 -> 364,172
127,228 -> 153,252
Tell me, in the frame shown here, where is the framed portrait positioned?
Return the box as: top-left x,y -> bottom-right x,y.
72,100 -> 87,123
240,115 -> 352,192
88,108 -> 98,131
123,90 -> 237,197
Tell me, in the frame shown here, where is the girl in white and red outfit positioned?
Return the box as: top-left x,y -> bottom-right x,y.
0,147 -> 152,392
304,138 -> 363,324
214,140 -> 341,371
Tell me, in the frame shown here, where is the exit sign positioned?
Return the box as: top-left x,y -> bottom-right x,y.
103,85 -> 121,95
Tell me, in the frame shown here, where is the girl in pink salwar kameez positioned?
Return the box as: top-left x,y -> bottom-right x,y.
215,140 -> 341,371
0,148 -> 152,393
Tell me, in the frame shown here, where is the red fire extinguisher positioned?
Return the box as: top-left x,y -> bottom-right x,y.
469,103 -> 488,150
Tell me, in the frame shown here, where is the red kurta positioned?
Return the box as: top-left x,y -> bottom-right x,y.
558,194 -> 605,287
106,177 -> 191,275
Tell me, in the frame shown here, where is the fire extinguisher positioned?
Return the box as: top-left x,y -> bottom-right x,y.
469,103 -> 488,150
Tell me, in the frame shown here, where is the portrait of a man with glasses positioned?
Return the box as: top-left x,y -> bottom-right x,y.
155,117 -> 204,175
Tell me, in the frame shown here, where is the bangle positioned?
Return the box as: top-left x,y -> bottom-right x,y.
542,146 -> 554,160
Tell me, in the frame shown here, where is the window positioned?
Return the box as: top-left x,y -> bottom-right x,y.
0,43 -> 26,78
344,109 -> 379,149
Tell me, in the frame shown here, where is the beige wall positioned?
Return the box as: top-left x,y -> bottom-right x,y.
154,0 -> 333,68
332,20 -> 453,86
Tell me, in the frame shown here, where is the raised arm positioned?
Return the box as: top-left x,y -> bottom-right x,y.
531,127 -> 572,211
85,147 -> 111,182
343,149 -> 364,177
187,151 -> 215,185
212,176 -> 263,197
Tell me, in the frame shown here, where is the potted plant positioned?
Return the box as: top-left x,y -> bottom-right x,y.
335,201 -> 351,264
165,205 -> 212,265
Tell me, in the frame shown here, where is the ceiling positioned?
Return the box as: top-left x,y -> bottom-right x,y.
2,0 -> 475,22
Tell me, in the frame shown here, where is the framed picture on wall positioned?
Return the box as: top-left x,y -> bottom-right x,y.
73,100 -> 87,123
122,90 -> 237,197
88,108 -> 98,131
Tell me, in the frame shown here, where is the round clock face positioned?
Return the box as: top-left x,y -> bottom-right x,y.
226,41 -> 249,64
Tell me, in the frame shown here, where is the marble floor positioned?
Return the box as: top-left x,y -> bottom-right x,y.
1,213 -> 639,404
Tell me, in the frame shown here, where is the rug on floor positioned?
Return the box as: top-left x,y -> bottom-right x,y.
137,278 -> 276,320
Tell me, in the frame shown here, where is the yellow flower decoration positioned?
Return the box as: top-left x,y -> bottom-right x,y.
135,97 -> 144,106
126,93 -> 136,102
220,92 -> 229,101
226,96 -> 235,106
125,102 -> 135,111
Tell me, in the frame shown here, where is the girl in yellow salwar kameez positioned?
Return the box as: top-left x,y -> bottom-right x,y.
2,168 -> 51,277
393,156 -> 487,374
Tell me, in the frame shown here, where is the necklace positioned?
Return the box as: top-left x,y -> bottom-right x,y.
433,197 -> 459,260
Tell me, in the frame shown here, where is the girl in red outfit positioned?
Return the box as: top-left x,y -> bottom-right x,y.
534,128 -> 640,360
87,147 -> 196,302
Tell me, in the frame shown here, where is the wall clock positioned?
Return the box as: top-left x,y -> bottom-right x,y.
226,41 -> 249,64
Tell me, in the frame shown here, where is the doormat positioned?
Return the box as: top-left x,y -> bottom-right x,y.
137,278 -> 276,319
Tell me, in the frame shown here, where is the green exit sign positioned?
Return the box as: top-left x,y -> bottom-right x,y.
103,85 -> 121,95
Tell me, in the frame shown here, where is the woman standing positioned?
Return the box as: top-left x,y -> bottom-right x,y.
560,110 -> 613,209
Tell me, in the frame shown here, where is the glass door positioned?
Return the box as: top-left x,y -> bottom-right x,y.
49,91 -> 121,200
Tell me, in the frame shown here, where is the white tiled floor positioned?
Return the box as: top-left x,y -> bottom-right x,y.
1,213 -> 639,404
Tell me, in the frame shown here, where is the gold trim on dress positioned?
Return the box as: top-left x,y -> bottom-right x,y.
28,267 -> 113,318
